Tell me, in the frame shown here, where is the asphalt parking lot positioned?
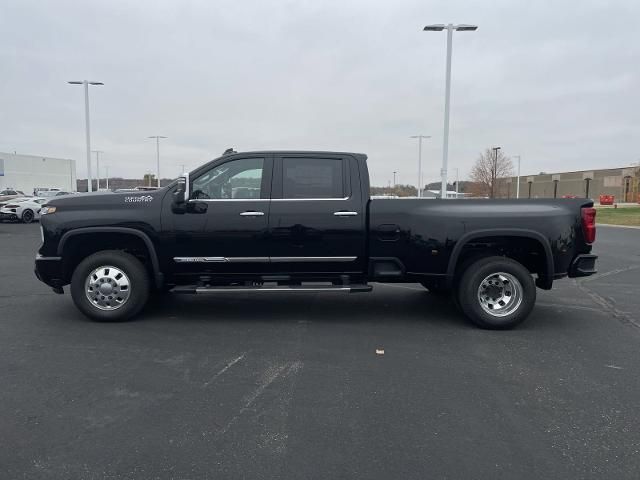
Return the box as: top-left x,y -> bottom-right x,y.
2,223 -> 640,479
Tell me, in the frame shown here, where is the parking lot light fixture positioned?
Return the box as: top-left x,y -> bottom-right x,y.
423,24 -> 477,199
492,147 -> 502,198
148,136 -> 168,188
92,150 -> 103,190
513,155 -> 521,199
68,81 -> 103,192
410,135 -> 431,197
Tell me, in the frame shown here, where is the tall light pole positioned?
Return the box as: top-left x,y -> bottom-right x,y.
410,135 -> 431,197
92,150 -> 103,190
105,166 -> 110,191
492,146 -> 501,199
423,24 -> 477,199
393,171 -> 397,187
513,155 -> 521,199
68,80 -> 103,192
148,136 -> 167,187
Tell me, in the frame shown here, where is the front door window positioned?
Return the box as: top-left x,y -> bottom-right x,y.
192,158 -> 264,200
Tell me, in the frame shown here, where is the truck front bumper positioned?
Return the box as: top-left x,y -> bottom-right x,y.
34,255 -> 66,290
568,254 -> 598,278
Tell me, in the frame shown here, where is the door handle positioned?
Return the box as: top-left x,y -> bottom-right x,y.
333,211 -> 358,216
240,211 -> 265,216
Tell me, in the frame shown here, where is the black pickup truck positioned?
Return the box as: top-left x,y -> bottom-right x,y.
35,150 -> 597,329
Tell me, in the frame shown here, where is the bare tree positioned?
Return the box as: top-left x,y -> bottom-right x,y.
470,148 -> 514,198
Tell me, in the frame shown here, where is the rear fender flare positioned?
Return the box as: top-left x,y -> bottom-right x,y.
445,228 -> 554,289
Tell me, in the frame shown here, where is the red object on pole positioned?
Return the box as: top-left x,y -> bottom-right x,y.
599,195 -> 615,206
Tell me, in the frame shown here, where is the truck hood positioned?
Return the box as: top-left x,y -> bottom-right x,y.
46,190 -> 167,209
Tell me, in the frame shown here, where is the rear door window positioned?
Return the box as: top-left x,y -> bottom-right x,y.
282,158 -> 345,199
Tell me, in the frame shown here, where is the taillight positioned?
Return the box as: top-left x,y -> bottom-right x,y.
581,207 -> 596,244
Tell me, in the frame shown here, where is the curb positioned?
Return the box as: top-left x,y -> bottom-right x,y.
598,223 -> 640,230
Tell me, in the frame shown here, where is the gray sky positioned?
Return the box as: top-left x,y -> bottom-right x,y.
1,0 -> 639,186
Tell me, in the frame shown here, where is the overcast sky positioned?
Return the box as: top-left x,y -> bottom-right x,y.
1,0 -> 639,186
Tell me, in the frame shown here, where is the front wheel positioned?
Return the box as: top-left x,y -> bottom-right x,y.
70,250 -> 150,322
456,256 -> 536,329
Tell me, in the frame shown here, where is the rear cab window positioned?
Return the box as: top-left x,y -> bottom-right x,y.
279,157 -> 350,199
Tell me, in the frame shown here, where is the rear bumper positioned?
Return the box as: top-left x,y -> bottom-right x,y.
34,255 -> 66,288
568,254 -> 598,278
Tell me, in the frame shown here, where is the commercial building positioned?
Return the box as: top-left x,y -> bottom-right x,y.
501,166 -> 640,202
0,152 -> 77,194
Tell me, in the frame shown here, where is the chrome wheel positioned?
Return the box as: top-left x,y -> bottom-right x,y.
85,266 -> 131,311
477,272 -> 522,317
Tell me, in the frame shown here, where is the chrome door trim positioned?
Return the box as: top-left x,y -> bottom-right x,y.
173,256 -> 269,263
227,257 -> 270,263
270,256 -> 357,263
271,197 -> 350,201
173,256 -> 356,263
174,257 -> 227,263
188,198 -> 270,202
239,211 -> 265,216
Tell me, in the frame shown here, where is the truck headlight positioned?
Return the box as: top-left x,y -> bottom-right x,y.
40,206 -> 57,215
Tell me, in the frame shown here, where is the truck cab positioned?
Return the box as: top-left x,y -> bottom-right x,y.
163,151 -> 368,285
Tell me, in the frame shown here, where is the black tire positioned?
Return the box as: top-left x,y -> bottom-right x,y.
456,256 -> 536,329
21,209 -> 34,224
70,250 -> 150,322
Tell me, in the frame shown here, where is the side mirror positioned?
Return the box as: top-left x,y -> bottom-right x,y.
172,174 -> 189,213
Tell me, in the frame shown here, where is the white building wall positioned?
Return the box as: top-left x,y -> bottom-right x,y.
0,152 -> 77,194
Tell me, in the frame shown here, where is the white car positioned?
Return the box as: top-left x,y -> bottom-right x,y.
37,190 -> 72,199
0,197 -> 48,223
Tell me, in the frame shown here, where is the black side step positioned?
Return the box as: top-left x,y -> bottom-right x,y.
172,284 -> 372,294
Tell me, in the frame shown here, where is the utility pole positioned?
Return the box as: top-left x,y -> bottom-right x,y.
423,23 -> 477,199
492,146 -> 501,199
148,136 -> 167,187
410,135 -> 431,197
68,80 -> 103,192
92,150 -> 103,190
105,166 -> 110,190
513,155 -> 521,199
393,171 -> 397,187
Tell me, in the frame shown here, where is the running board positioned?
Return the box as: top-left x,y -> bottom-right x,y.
172,284 -> 372,294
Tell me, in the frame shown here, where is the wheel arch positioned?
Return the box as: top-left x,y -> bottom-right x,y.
446,229 -> 554,290
58,227 -> 163,288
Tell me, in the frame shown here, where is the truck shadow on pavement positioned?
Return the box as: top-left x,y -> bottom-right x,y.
138,287 -> 546,331
142,288 -> 467,325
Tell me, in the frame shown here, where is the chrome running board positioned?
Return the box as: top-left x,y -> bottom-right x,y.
172,284 -> 372,294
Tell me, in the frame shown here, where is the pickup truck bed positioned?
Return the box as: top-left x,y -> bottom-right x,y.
369,197 -> 595,288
